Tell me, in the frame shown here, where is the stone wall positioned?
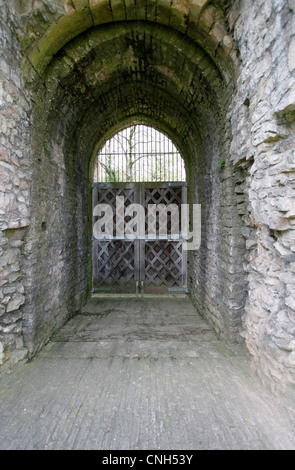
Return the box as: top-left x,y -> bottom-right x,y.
0,0 -> 92,365
0,0 -> 294,398
230,0 -> 295,394
189,96 -> 247,345
0,1 -> 31,371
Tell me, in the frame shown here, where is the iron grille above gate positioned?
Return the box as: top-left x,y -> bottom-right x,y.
94,125 -> 186,183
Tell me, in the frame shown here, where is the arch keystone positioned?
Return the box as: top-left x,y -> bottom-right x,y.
72,0 -> 91,13
170,0 -> 190,33
89,0 -> 114,24
147,0 -> 157,21
156,0 -> 172,26
110,0 -> 126,21
186,0 -> 210,36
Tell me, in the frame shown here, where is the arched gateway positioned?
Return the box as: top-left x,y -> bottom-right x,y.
0,1 -> 294,397
92,124 -> 188,294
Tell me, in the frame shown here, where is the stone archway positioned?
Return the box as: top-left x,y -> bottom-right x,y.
21,16 -> 244,351
1,0 -> 295,398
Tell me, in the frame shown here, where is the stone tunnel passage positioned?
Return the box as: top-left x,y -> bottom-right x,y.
0,296 -> 294,450
21,14 -> 246,364
1,0 -> 295,406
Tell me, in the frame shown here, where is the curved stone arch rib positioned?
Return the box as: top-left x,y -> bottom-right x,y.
23,0 -> 236,84
42,21 -> 224,108
74,84 -> 202,172
40,19 -> 227,153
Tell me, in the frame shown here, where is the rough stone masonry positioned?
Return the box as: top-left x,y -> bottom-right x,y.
0,0 -> 294,398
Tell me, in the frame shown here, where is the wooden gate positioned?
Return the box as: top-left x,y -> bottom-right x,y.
92,182 -> 187,294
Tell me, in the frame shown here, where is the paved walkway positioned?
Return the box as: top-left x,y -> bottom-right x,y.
0,296 -> 294,450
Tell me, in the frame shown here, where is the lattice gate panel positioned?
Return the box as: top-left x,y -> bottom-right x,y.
144,241 -> 184,287
92,182 -> 187,293
92,184 -> 138,292
94,184 -> 136,232
144,185 -> 183,236
93,241 -> 135,283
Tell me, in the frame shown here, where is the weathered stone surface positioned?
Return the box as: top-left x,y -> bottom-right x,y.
0,297 -> 295,450
228,0 -> 295,394
288,37 -> 295,72
0,0 -> 294,398
0,341 -> 4,365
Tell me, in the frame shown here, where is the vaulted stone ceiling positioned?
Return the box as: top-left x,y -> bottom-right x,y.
18,0 -> 238,166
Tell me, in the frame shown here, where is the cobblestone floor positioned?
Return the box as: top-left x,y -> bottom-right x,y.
0,296 -> 294,450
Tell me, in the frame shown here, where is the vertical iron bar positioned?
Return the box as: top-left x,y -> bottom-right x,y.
95,125 -> 186,183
